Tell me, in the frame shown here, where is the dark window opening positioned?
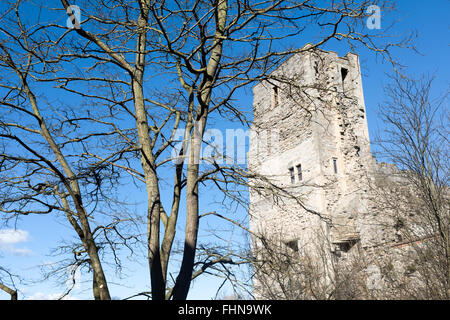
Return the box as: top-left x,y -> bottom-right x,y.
341,67 -> 348,83
272,86 -> 279,108
289,167 -> 295,184
296,164 -> 302,181
285,240 -> 299,252
341,67 -> 348,92
333,158 -> 338,174
338,242 -> 351,252
336,239 -> 358,253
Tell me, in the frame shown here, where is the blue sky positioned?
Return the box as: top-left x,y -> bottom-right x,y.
0,0 -> 449,300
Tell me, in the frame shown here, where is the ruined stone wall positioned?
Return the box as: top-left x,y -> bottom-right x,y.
248,46 -> 431,299
249,47 -> 375,250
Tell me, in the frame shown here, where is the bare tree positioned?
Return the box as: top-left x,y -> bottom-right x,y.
373,73 -> 449,299
0,0 -> 412,300
0,265 -> 18,300
0,1 -> 139,299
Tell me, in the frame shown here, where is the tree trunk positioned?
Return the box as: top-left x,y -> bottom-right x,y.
172,0 -> 227,299
172,118 -> 205,300
87,241 -> 111,300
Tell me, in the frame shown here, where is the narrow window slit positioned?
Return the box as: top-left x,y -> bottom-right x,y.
272,86 -> 279,108
296,164 -> 302,181
341,67 -> 348,83
333,158 -> 338,174
289,167 -> 295,184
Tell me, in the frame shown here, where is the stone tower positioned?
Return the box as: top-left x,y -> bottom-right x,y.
248,46 -> 377,279
248,46 -> 432,299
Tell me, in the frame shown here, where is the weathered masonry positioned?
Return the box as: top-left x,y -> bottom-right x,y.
247,46 -> 412,299
249,46 -> 373,250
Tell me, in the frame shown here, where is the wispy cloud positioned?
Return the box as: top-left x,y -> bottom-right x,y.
26,292 -> 76,300
0,229 -> 32,256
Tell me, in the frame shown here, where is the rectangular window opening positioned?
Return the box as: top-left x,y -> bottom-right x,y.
341,67 -> 348,83
272,86 -> 279,108
289,167 -> 295,184
296,164 -> 302,181
333,158 -> 338,174
340,67 -> 348,92
285,240 -> 299,252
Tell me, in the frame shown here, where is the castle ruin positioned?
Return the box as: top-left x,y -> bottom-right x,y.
247,46 -> 424,299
